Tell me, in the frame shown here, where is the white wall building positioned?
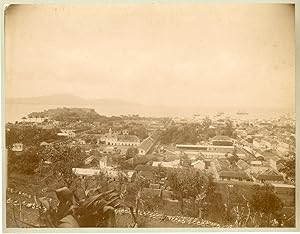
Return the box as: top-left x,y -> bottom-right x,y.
12,143 -> 23,152
57,129 -> 76,138
99,128 -> 140,146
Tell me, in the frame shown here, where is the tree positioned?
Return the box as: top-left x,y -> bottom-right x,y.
227,154 -> 239,165
125,147 -> 138,159
223,185 -> 248,226
179,152 -> 192,167
69,170 -> 112,201
167,169 -> 209,216
160,124 -> 201,145
27,107 -> 102,123
7,146 -> 41,175
125,174 -> 149,219
279,157 -> 295,179
154,164 -> 166,182
39,144 -> 86,187
128,125 -> 148,141
200,175 -> 224,220
167,170 -> 186,214
224,119 -> 234,137
250,184 -> 284,227
6,125 -> 60,148
202,116 -> 212,131
140,193 -> 164,212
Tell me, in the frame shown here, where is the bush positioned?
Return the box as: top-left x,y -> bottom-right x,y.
7,147 -> 41,175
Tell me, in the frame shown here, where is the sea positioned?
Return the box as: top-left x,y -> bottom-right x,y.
4,103 -> 295,124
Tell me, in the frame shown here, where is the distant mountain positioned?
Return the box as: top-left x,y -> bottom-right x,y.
6,94 -> 154,116
6,94 -> 293,119
7,94 -> 88,105
6,94 -> 141,107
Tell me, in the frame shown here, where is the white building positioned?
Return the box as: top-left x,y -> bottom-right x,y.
57,129 -> 76,138
99,128 -> 140,146
72,168 -> 101,176
21,116 -> 49,123
12,143 -> 23,152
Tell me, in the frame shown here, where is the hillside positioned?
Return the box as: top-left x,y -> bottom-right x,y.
28,107 -> 104,122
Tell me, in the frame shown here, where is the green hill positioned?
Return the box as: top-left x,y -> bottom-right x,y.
28,107 -> 104,122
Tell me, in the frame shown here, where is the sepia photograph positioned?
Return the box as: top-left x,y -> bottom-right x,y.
3,2 -> 297,230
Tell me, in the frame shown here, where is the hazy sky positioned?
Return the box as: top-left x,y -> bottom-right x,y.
5,4 -> 295,110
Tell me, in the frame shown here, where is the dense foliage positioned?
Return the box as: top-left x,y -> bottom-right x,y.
160,124 -> 205,144
279,157 -> 295,179
28,107 -> 102,123
125,147 -> 139,159
39,144 -> 86,186
251,185 -> 283,215
167,169 -> 223,219
6,125 -> 60,148
7,146 -> 41,175
159,118 -> 236,144
250,184 -> 284,226
12,186 -> 128,228
128,125 -> 149,141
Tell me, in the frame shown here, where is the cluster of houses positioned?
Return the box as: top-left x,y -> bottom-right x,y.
252,138 -> 292,156
20,116 -> 49,123
9,112 -> 295,214
71,131 -> 291,187
70,130 -> 294,210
